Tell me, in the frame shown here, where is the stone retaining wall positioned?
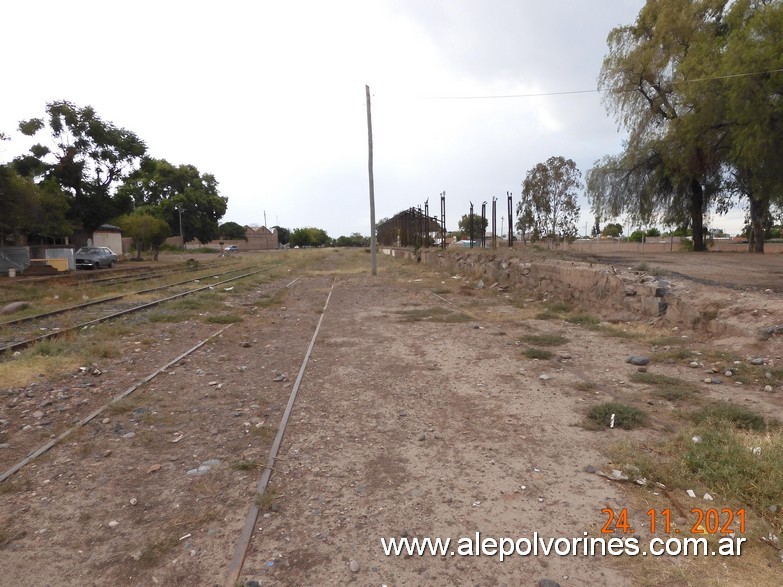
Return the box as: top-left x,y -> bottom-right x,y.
384,247 -> 702,328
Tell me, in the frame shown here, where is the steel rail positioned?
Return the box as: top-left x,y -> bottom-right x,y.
0,264 -> 260,328
0,324 -> 235,484
0,267 -> 273,355
224,278 -> 334,586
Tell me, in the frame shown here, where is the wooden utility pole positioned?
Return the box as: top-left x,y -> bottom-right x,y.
366,85 -> 377,275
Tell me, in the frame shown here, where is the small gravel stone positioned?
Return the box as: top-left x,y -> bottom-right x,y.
765,385 -> 774,392
349,559 -> 361,573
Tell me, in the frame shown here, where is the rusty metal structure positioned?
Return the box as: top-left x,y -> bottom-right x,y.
377,207 -> 443,248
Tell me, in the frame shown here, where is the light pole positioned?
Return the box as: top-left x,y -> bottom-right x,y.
175,206 -> 184,250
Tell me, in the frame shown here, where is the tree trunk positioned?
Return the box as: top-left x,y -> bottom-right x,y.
748,193 -> 766,253
690,178 -> 706,251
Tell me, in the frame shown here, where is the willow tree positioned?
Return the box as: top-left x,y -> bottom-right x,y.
717,0 -> 783,251
597,0 -> 730,251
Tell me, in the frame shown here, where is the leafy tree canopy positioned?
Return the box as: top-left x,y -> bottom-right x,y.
290,227 -> 330,248
0,164 -> 72,242
517,156 -> 581,241
272,225 -> 290,245
218,221 -> 247,240
115,213 -> 171,260
14,100 -> 146,233
457,213 -> 488,238
601,223 -> 623,237
116,158 -> 227,244
334,233 -> 368,247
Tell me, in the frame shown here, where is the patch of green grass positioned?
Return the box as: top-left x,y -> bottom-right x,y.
648,336 -> 685,347
170,297 -> 213,311
566,314 -> 601,327
204,314 -> 243,324
546,302 -> 571,314
630,371 -> 699,402
29,339 -> 70,357
692,402 -> 773,432
679,427 -> 783,515
654,346 -> 695,361
523,347 -> 554,360
534,310 -> 560,320
397,307 -> 471,323
146,311 -> 188,323
136,535 -> 179,568
231,460 -> 258,471
597,325 -> 640,339
520,333 -> 569,347
586,401 -> 646,430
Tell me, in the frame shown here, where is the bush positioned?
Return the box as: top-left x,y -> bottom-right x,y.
692,402 -> 771,432
523,347 -> 554,360
587,402 -> 646,430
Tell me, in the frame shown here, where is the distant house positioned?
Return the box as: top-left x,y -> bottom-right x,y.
243,225 -> 278,250
213,225 -> 278,251
91,224 -> 124,254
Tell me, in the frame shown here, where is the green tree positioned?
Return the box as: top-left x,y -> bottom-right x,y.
218,221 -> 247,240
117,158 -> 227,244
334,232 -> 368,247
518,156 -> 581,241
290,227 -> 330,248
718,0 -> 783,252
0,165 -> 72,243
596,0 -> 730,252
272,225 -> 290,246
14,100 -> 146,233
628,230 -> 645,242
115,213 -> 171,260
457,213 -> 488,240
601,222 -> 623,237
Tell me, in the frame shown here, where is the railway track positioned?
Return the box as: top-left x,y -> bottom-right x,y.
0,264 -> 275,355
0,272 -> 328,585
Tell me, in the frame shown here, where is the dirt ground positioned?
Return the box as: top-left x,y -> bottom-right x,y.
2,249 -> 783,586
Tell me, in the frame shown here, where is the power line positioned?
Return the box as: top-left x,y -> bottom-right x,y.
423,67 -> 783,100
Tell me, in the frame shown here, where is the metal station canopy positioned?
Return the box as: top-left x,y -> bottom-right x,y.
377,208 -> 442,247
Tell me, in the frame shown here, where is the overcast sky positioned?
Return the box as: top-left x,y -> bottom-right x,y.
1,0 -> 746,237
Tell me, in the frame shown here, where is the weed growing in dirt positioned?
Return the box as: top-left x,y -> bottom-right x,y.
520,333 -> 569,347
205,314 -> 243,324
232,460 -> 258,471
692,402 -> 774,432
256,488 -> 280,511
146,311 -> 188,323
396,307 -> 470,323
575,381 -> 596,392
651,427 -> 783,517
136,535 -> 179,568
523,347 -> 554,360
630,372 -> 699,402
566,314 -> 601,327
653,347 -> 695,361
587,402 -> 646,430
